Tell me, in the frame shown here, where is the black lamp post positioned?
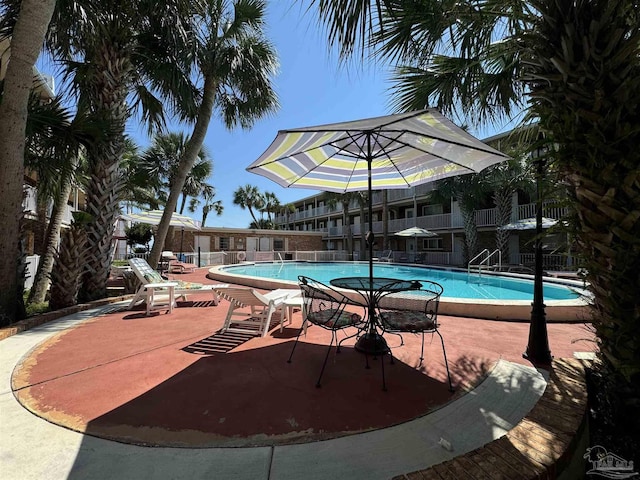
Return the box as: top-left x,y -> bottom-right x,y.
523,154 -> 552,364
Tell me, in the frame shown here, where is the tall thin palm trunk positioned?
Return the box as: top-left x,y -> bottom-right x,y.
493,189 -> 512,261
0,0 -> 56,324
149,75 -> 216,269
28,175 -> 74,304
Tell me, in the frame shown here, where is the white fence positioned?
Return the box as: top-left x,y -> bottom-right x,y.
114,249 -> 574,271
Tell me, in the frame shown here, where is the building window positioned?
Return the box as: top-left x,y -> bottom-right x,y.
423,238 -> 443,250
422,204 -> 443,216
274,239 -> 284,251
219,237 -> 230,250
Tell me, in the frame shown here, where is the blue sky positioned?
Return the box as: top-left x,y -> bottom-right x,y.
129,2 -> 395,228
48,2 -> 517,229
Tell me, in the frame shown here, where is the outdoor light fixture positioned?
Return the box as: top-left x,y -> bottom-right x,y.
523,146 -> 553,365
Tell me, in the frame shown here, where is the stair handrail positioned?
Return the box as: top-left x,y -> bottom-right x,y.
468,249 -> 502,275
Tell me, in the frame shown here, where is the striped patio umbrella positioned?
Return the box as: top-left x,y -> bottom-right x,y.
246,109 -> 509,193
247,109 -> 509,352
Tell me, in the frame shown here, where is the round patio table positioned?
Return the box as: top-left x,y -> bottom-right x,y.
330,277 -> 421,355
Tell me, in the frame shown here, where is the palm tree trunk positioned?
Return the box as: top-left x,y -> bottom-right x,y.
49,223 -> 88,310
382,190 -> 389,250
493,189 -> 512,262
461,208 -> 478,264
341,198 -> 352,258
28,174 -> 74,304
149,75 -> 217,269
81,36 -> 131,301
35,197 -> 49,253
0,0 -> 56,325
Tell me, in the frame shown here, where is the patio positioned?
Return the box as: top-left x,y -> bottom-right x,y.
2,268 -> 596,478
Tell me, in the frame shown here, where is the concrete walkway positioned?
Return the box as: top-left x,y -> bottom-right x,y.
1,303 -> 548,480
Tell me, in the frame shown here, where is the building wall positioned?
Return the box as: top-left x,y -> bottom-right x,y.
166,228 -> 324,254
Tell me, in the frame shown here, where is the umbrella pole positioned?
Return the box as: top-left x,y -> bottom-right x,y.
179,227 -> 185,260
354,134 -> 389,356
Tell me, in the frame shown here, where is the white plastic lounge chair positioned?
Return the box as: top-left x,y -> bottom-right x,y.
127,258 -> 225,313
375,250 -> 394,262
214,287 -> 300,337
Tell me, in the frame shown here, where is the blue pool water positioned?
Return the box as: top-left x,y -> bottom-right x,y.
221,262 -> 582,301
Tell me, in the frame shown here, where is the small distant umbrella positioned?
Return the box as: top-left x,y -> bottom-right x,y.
120,209 -> 202,230
120,209 -> 201,256
395,227 -> 438,256
394,226 -> 438,238
498,217 -> 558,230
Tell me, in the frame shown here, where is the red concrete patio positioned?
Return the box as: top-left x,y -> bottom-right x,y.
11,268 -> 596,448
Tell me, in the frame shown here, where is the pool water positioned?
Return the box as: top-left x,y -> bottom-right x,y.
221,262 -> 582,301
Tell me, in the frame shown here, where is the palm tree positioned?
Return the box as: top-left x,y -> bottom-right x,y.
180,159 -> 213,214
42,0 -> 198,301
486,153 -> 534,262
277,202 -> 295,230
135,131 -> 213,213
120,138 -> 161,211
23,96 -> 101,305
261,191 -> 281,224
381,189 -> 389,251
189,189 -> 224,227
148,0 -> 279,269
248,218 -> 271,229
431,174 -> 489,264
0,0 -> 57,324
233,184 -> 265,226
310,0 -> 640,457
325,192 -> 355,258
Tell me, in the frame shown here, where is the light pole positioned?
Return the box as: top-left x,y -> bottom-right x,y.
523,152 -> 552,364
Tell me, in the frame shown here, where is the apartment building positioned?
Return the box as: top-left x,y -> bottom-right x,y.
273,131 -> 570,270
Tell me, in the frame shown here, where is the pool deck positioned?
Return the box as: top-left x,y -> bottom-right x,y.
0,268 -> 596,479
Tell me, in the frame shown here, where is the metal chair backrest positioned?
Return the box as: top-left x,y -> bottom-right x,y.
298,276 -> 364,330
377,279 -> 443,325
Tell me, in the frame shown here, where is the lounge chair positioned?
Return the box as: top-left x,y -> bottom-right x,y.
214,286 -> 300,337
168,259 -> 197,274
375,250 -> 394,262
127,258 -> 225,313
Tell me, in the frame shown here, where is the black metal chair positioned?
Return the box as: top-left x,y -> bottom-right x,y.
377,280 -> 453,392
287,276 -> 366,387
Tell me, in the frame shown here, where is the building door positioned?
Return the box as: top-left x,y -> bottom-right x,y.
247,237 -> 259,252
194,235 -> 210,253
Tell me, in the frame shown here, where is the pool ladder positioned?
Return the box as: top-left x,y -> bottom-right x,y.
468,249 -> 502,276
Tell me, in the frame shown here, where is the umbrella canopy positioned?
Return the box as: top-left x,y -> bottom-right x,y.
246,108 -> 510,193
499,217 -> 558,231
120,210 -> 202,230
394,226 -> 438,238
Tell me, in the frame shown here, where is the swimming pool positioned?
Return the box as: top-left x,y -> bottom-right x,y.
219,262 -> 579,301
207,261 -> 590,322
